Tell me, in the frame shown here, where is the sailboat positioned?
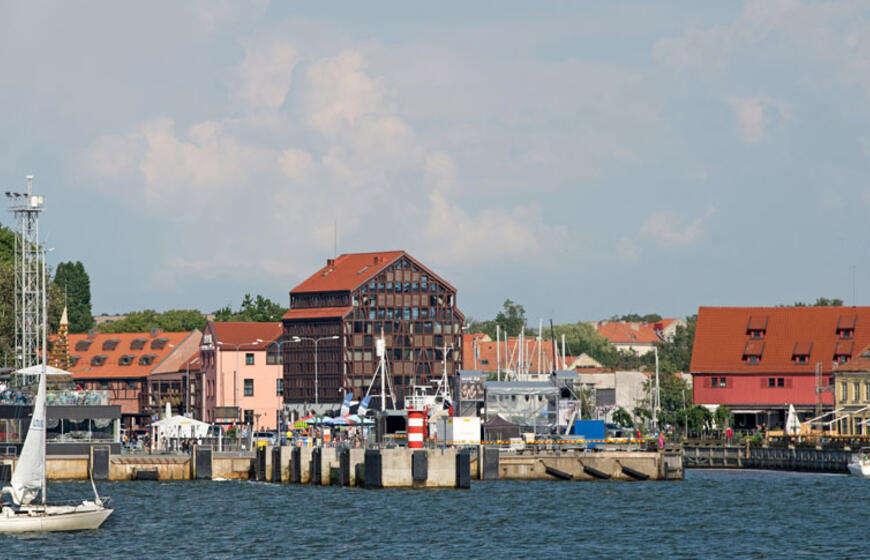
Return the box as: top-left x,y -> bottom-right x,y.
0,364 -> 113,532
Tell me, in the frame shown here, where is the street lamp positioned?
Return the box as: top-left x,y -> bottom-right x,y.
261,338 -> 297,430
216,340 -> 259,422
290,335 -> 339,406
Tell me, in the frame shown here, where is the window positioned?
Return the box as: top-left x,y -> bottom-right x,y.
837,315 -> 857,339
719,378 -> 727,388
91,355 -> 107,367
768,377 -> 776,388
118,354 -> 135,366
151,338 -> 169,350
712,377 -> 718,387
139,354 -> 156,366
102,339 -> 120,351
130,338 -> 147,350
276,378 -> 284,396
244,379 -> 254,396
777,378 -> 784,387
743,341 -> 764,364
841,382 -> 848,401
855,382 -> 862,401
745,315 -> 768,338
75,340 -> 93,352
245,353 -> 254,365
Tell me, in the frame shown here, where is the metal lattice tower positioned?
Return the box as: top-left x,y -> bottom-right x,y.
5,176 -> 45,370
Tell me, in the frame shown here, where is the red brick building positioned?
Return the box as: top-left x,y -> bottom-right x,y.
691,306 -> 870,429
68,330 -> 200,429
282,251 -> 464,410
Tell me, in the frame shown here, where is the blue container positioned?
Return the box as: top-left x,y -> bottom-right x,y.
572,420 -> 606,448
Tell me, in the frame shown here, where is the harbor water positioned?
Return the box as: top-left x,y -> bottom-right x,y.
5,469 -> 867,559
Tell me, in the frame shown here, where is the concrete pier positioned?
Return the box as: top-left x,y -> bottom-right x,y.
497,450 -> 683,481
0,445 -> 681,485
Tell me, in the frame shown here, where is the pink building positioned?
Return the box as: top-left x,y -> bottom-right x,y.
200,321 -> 283,430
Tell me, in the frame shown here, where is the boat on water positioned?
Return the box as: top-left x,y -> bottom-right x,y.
0,364 -> 112,533
848,448 -> 870,478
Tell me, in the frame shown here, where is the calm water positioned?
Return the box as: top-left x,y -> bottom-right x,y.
5,470 -> 867,559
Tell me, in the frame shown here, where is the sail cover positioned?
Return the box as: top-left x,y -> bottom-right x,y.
5,366 -> 47,505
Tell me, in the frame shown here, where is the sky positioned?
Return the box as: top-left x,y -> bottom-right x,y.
2,1 -> 870,324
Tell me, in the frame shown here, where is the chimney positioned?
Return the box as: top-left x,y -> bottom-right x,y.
150,327 -> 163,337
373,256 -> 379,264
327,258 -> 335,267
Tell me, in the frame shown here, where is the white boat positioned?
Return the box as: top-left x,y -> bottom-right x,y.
848,448 -> 870,478
0,365 -> 113,533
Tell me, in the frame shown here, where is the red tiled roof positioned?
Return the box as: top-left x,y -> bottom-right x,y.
208,322 -> 283,350
593,319 -> 677,344
838,343 -> 870,372
66,331 -> 195,380
282,307 -> 353,321
292,251 -> 405,293
461,333 -> 565,373
691,306 -> 870,374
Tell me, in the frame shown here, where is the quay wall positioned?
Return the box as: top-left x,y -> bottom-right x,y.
683,445 -> 850,473
2,446 -> 681,485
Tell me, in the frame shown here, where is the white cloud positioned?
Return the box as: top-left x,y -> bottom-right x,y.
726,95 -> 792,144
300,50 -> 389,136
616,237 -> 641,263
727,96 -> 765,143
640,207 -> 716,249
235,39 -> 300,109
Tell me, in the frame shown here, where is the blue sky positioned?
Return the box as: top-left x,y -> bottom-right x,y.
2,1 -> 870,323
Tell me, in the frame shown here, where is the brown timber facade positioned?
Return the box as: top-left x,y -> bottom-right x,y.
282,251 -> 464,407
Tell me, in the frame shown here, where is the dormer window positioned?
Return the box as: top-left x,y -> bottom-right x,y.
792,341 -> 813,365
102,338 -> 120,351
75,340 -> 93,352
837,315 -> 857,339
150,338 -> 169,350
139,354 -> 157,366
743,340 -> 764,364
130,338 -> 147,350
746,315 -> 768,339
69,355 -> 80,367
90,355 -> 108,367
118,354 -> 135,366
834,340 -> 854,364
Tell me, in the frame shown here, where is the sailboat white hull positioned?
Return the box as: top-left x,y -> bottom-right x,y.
0,503 -> 112,533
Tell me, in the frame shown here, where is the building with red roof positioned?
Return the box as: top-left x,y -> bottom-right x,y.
831,343 -> 870,435
690,306 -> 870,429
282,251 -> 464,410
67,329 -> 200,429
593,319 -> 684,356
200,321 -> 283,429
460,333 -> 569,376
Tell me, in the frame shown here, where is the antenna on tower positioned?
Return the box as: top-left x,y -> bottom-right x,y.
5,175 -> 45,372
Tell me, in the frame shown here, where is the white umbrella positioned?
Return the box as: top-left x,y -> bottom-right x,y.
785,404 -> 802,436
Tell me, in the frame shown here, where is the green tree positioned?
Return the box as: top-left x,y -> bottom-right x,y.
640,372 -> 692,430
98,309 -> 206,333
714,405 -> 732,430
784,297 -> 844,307
687,405 -> 713,435
466,299 -> 535,339
614,313 -> 663,323
54,261 -> 93,333
612,407 -> 633,428
213,294 -> 287,322
651,315 -> 697,375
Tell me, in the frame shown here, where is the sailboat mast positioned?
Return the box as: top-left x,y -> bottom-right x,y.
41,247 -> 47,505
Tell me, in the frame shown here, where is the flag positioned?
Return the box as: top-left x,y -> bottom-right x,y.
358,395 -> 372,416
340,392 -> 352,417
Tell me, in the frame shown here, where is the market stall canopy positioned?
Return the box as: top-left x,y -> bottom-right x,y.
151,414 -> 210,440
15,364 -> 74,376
